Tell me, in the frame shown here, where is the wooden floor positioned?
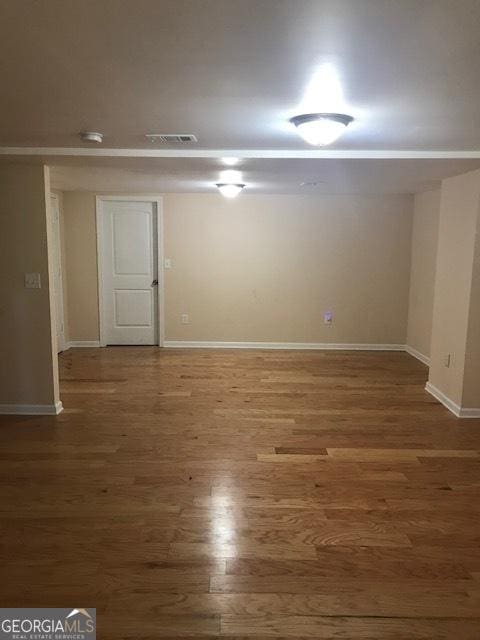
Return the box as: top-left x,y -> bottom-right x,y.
1,347 -> 480,638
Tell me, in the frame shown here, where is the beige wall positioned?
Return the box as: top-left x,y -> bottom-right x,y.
406,189 -> 440,358
164,194 -> 412,343
429,169 -> 480,407
0,164 -> 59,407
63,192 -> 100,341
60,192 -> 413,345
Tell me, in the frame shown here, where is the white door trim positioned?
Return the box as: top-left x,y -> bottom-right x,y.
96,195 -> 165,347
50,193 -> 66,352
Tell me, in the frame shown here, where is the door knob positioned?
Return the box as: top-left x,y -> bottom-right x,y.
151,279 -> 158,286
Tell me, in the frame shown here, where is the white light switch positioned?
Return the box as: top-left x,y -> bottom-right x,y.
25,272 -> 41,289
164,258 -> 172,269
324,311 -> 333,325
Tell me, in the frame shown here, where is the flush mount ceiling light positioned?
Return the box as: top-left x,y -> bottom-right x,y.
216,183 -> 245,198
79,131 -> 103,143
290,113 -> 353,146
219,169 -> 242,183
221,157 -> 240,166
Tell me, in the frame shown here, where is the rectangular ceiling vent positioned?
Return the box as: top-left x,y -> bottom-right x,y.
146,133 -> 198,143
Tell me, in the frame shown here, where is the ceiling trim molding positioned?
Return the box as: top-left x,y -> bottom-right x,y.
2,147 -> 480,160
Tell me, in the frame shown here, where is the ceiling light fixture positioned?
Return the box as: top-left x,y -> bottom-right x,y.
222,157 -> 240,166
216,183 -> 245,198
290,113 -> 353,146
80,131 -> 103,143
219,169 -> 242,183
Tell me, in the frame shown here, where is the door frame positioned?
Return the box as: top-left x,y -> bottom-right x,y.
50,193 -> 66,352
96,195 -> 165,347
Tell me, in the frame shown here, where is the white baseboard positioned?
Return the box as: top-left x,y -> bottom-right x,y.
66,341 -> 101,348
458,407 -> 480,418
0,401 -> 63,415
405,345 -> 430,366
425,382 -> 461,416
425,382 -> 480,419
164,341 -> 406,351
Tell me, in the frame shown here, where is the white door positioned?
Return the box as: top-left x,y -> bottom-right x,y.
50,195 -> 66,352
101,200 -> 158,345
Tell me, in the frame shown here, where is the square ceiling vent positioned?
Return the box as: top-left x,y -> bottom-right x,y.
146,133 -> 198,143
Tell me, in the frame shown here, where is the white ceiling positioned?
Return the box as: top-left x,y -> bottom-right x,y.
48,157 -> 480,194
1,0 -> 480,151
2,1 -> 480,193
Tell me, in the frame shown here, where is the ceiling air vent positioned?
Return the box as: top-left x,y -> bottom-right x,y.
146,133 -> 198,143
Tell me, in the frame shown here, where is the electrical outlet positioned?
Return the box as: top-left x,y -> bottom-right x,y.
323,311 -> 333,325
24,272 -> 41,289
181,313 -> 189,324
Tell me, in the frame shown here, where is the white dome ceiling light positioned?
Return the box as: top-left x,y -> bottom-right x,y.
216,183 -> 245,198
290,113 -> 353,146
80,131 -> 103,143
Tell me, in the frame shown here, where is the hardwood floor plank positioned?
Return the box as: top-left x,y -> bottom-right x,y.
326,448 -> 479,461
225,552 -> 472,580
220,614 -> 480,638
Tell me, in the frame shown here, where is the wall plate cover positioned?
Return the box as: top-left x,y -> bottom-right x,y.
25,272 -> 41,289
